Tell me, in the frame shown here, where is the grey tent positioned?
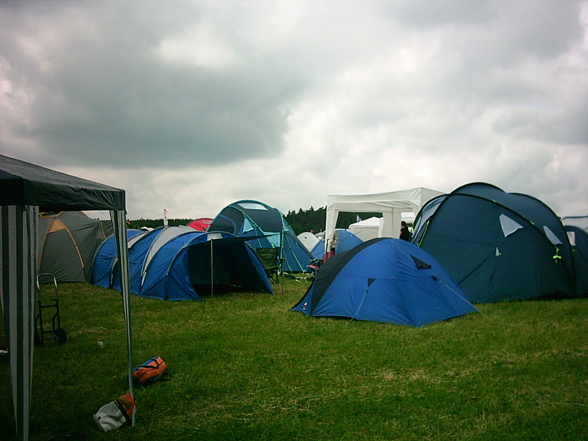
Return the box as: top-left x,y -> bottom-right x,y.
0,154 -> 134,441
38,211 -> 113,282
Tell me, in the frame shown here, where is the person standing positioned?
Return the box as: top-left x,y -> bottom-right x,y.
399,221 -> 411,241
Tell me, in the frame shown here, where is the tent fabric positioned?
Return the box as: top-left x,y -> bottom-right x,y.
325,187 -> 444,254
92,229 -> 145,288
99,227 -> 273,300
348,216 -> 381,242
0,155 -> 125,211
0,154 -> 133,441
563,215 -> 588,234
1,205 -> 37,441
112,227 -> 165,293
297,231 -> 320,252
334,229 -> 363,253
565,225 -> 588,295
412,182 -> 576,303
209,200 -> 314,272
164,234 -> 273,300
140,226 -> 194,282
310,240 -> 326,259
292,238 -> 476,326
37,211 -> 114,282
187,218 -> 213,231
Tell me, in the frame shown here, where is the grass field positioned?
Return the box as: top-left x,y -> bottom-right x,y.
1,279 -> 587,441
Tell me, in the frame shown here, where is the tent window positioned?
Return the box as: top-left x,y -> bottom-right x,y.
267,233 -> 281,248
238,202 -> 267,211
243,218 -> 254,233
567,231 -> 576,247
499,214 -> 522,237
543,226 -> 562,245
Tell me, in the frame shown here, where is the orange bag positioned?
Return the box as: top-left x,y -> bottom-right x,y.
132,356 -> 169,385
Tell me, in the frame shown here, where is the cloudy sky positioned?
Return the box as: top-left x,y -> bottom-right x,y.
2,0 -> 587,221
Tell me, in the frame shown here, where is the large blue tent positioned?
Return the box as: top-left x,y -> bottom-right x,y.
95,226 -> 272,300
292,238 -> 477,326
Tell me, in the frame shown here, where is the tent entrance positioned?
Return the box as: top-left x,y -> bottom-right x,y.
187,239 -> 271,293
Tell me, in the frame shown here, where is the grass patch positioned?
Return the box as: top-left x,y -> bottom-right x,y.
1,279 -> 586,440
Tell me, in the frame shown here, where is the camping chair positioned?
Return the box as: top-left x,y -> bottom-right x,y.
256,248 -> 281,283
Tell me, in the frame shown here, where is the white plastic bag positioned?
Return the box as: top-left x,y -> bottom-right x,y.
93,393 -> 135,432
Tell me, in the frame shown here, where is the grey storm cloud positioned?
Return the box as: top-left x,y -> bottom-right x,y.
0,1 -> 309,168
1,0 -> 587,219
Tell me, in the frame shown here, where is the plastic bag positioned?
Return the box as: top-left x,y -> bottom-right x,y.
93,393 -> 135,432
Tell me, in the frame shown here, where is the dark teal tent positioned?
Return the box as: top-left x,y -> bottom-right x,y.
565,225 -> 588,295
412,183 -> 576,303
209,200 -> 313,272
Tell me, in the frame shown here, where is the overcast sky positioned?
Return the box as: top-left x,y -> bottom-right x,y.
2,0 -> 587,222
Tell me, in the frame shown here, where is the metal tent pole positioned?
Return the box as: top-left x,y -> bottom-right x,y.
210,238 -> 214,300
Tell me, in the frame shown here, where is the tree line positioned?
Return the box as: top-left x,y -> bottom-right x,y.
284,207 -> 382,235
127,218 -> 192,230
128,207 -> 381,236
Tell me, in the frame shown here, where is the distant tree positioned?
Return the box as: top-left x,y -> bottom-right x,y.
128,209 -> 382,236
283,206 -> 382,235
127,218 -> 192,230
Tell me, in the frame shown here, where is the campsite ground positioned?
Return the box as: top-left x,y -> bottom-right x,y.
1,279 -> 587,440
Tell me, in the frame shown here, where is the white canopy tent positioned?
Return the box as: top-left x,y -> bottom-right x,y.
348,216 -> 381,242
325,188 -> 444,252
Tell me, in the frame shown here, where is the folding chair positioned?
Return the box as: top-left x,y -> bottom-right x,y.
256,248 -> 281,283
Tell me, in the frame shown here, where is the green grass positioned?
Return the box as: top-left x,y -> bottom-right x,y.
1,280 -> 587,440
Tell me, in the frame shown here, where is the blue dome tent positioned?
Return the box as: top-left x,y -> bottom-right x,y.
292,238 -> 477,327
334,229 -> 363,253
209,200 -> 313,272
96,226 -> 272,300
